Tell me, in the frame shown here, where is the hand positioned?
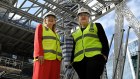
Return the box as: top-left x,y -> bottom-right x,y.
102,55 -> 107,60
37,56 -> 44,64
65,62 -> 72,69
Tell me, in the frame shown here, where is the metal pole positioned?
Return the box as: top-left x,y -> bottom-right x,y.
136,35 -> 140,79
120,26 -> 131,79
110,34 -> 115,49
106,34 -> 115,79
136,50 -> 140,79
102,67 -> 108,79
101,34 -> 114,79
20,57 -> 24,79
112,29 -> 125,79
60,16 -> 65,79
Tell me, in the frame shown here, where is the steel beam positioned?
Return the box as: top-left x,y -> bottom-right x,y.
0,32 -> 33,46
0,1 -> 42,23
44,0 -> 76,16
0,19 -> 34,33
122,3 -> 140,38
113,1 -> 124,79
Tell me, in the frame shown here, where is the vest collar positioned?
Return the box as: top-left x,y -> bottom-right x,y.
79,23 -> 91,32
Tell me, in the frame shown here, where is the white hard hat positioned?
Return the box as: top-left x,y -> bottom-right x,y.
77,7 -> 91,16
45,11 -> 56,18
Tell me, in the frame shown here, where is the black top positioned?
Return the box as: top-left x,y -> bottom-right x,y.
71,23 -> 109,62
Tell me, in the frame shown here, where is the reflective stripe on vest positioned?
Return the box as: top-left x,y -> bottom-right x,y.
42,26 -> 62,60
43,36 -> 59,41
75,33 -> 98,42
74,48 -> 101,58
72,23 -> 102,62
43,49 -> 62,57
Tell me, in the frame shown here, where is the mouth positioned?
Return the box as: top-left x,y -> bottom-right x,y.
81,18 -> 86,20
81,19 -> 86,21
48,20 -> 53,22
82,19 -> 86,20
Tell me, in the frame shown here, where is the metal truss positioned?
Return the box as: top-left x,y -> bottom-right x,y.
113,1 -> 124,79
122,3 -> 140,38
112,1 -> 140,79
122,2 -> 140,79
0,0 -> 121,32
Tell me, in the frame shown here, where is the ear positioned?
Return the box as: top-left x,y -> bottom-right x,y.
54,19 -> 57,22
54,19 -> 56,24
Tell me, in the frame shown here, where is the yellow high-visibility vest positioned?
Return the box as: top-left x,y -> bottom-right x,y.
42,26 -> 62,61
72,23 -> 102,62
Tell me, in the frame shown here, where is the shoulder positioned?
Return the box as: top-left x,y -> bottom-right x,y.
94,22 -> 103,29
36,24 -> 43,29
72,28 -> 79,35
35,24 -> 43,32
94,23 -> 102,27
36,24 -> 42,28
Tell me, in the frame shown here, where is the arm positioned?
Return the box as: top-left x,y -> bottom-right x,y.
61,35 -> 74,66
96,23 -> 109,60
71,38 -> 75,63
34,24 -> 44,58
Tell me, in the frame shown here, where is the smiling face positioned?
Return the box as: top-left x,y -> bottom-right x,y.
78,12 -> 90,27
44,15 -> 56,29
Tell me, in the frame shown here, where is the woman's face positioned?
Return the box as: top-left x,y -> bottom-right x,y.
45,15 -> 56,26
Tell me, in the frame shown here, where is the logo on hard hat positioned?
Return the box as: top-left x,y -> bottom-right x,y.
44,11 -> 56,18
77,7 -> 91,16
81,8 -> 85,11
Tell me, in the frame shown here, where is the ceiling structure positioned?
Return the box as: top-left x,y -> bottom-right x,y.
0,0 -> 122,57
2,0 -> 140,79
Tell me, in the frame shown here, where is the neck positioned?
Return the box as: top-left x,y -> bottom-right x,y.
81,23 -> 88,28
46,24 -> 53,30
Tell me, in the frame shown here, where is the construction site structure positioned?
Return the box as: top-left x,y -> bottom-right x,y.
0,0 -> 140,79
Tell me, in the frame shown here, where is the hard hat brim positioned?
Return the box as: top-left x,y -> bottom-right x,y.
45,14 -> 56,18
77,12 -> 90,16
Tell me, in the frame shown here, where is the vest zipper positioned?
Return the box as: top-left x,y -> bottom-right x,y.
82,32 -> 85,55
55,33 -> 58,59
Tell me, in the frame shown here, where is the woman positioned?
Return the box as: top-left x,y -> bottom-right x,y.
32,11 -> 62,79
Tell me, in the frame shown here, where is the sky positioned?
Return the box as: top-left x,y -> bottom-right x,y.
95,0 -> 140,56
96,1 -> 140,78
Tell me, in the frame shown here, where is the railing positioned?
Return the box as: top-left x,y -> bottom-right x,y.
0,56 -> 23,70
0,56 -> 33,79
